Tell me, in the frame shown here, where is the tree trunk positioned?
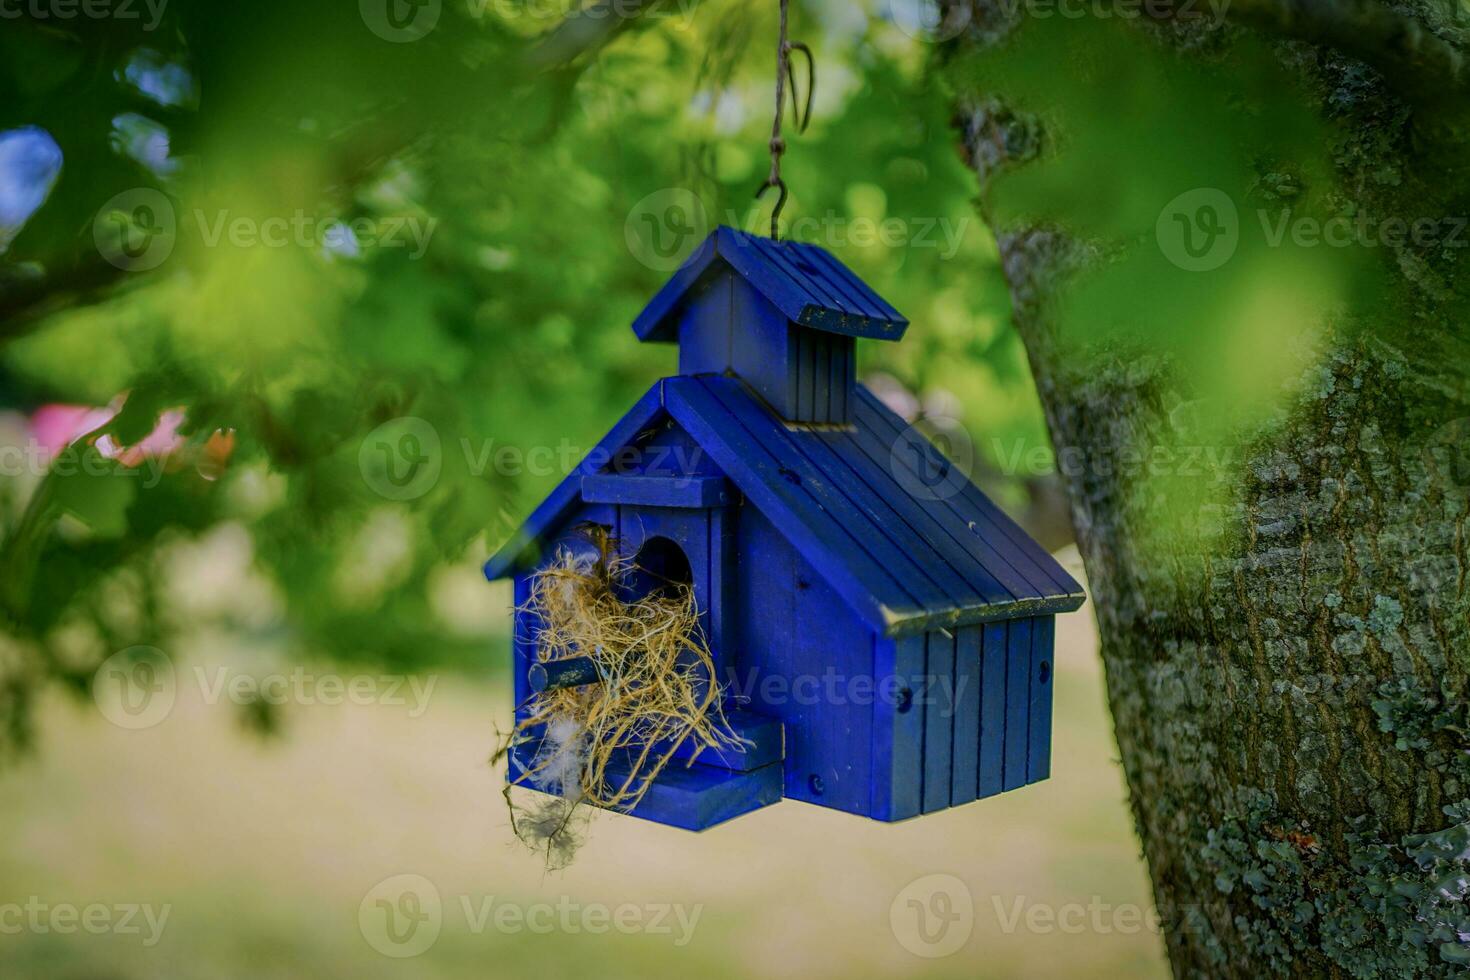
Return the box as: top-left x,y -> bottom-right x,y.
947,5 -> 1470,976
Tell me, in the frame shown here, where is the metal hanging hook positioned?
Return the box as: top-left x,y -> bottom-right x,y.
755,0 -> 814,241
754,178 -> 788,240
786,41 -> 815,133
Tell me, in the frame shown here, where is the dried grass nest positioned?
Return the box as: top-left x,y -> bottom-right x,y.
493,526 -> 744,867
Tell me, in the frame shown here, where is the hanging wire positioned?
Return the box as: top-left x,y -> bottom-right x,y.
755,0 -> 815,240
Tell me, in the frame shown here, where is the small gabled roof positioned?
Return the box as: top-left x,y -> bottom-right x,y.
631,226 -> 909,344
484,376 -> 1085,637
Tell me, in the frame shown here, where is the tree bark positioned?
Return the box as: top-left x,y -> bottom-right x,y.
948,5 -> 1470,976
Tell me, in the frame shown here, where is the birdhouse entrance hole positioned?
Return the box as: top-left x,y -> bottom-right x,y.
628,535 -> 694,601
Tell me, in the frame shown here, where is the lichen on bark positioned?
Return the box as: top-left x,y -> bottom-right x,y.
945,1 -> 1470,973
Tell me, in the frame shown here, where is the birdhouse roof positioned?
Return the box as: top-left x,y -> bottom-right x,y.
484,376 -> 1085,637
631,226 -> 910,344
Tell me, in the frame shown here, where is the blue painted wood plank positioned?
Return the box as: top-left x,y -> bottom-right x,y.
978,620 -> 1008,799
812,332 -> 831,424
612,757 -> 784,831
922,628 -> 956,814
802,244 -> 907,324
1027,616 -> 1056,784
664,376 -> 925,629
714,228 -> 908,340
668,710 -> 784,772
631,232 -> 720,342
871,633 -> 925,820
512,573 -> 536,714
801,434 -> 975,606
789,553 -> 874,814
580,474 -> 732,508
1002,618 -> 1033,791
748,234 -> 854,319
707,502 -> 733,666
512,740 -> 783,831
694,375 -> 955,614
785,244 -> 889,325
820,426 -> 1011,608
950,625 -> 982,806
852,387 -> 1085,604
716,228 -> 831,330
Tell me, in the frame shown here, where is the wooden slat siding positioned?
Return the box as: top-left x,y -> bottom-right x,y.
792,552 -> 873,815
703,378 -> 961,617
664,379 -> 918,630
1027,616 -> 1056,784
978,620 -> 1008,798
828,337 -> 845,423
1002,617 -> 1034,791
802,243 -> 907,324
812,333 -> 831,424
801,430 -> 979,607
484,381 -> 667,580
799,328 -> 815,421
828,425 -> 1016,609
921,628 -> 957,813
871,633 -> 925,820
707,503 -> 734,667
950,625 -> 983,806
683,376 -> 947,615
852,389 -> 1081,601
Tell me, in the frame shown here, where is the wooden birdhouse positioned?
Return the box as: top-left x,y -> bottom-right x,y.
484,227 -> 1086,831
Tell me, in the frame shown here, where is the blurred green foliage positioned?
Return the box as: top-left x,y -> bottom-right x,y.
0,0 -> 1039,739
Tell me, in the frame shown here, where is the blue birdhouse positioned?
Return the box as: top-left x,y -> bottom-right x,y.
484,227 -> 1086,831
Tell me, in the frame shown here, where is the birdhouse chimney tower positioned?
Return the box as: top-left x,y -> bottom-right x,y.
630,227 -> 908,425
